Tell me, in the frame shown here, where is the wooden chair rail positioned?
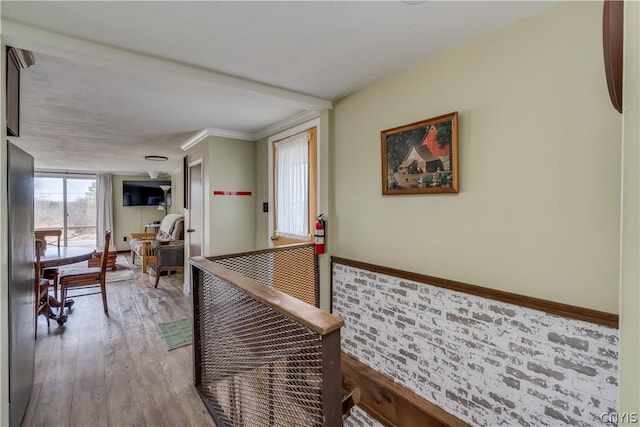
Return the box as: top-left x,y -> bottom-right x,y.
332,257 -> 619,328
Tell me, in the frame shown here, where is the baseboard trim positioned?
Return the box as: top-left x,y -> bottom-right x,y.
342,352 -> 469,427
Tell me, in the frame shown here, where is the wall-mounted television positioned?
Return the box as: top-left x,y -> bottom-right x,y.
123,180 -> 170,206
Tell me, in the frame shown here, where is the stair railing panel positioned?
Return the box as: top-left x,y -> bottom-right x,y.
191,254 -> 343,426
207,243 -> 319,307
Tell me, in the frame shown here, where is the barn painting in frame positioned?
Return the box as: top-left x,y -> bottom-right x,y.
381,112 -> 458,195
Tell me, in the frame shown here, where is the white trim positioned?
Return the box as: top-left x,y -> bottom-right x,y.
254,111 -> 321,141
180,127 -> 254,151
269,117 -> 321,144
268,117 -> 321,248
188,158 -> 203,168
180,130 -> 209,151
184,159 -> 204,293
35,170 -> 96,179
2,20 -> 332,111
181,111 -> 326,150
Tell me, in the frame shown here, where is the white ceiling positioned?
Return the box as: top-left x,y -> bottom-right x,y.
1,1 -> 556,175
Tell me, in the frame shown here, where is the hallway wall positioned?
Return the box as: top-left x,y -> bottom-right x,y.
331,1 -> 621,314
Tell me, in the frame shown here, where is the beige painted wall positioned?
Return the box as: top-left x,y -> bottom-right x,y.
188,136 -> 256,256
112,175 -> 165,251
619,0 -> 640,418
209,137 -> 256,254
170,169 -> 184,214
331,1 -> 621,313
255,135 -> 270,250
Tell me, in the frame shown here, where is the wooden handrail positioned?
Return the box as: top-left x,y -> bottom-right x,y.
206,242 -> 314,261
190,256 -> 343,335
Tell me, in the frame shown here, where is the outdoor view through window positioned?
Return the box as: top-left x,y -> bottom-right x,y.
34,176 -> 97,246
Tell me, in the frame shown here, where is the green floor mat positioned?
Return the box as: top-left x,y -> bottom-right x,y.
158,317 -> 192,351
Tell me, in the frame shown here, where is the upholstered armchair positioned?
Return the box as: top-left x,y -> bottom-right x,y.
129,214 -> 184,273
147,240 -> 184,288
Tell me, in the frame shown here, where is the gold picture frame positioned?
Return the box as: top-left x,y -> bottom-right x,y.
381,112 -> 458,195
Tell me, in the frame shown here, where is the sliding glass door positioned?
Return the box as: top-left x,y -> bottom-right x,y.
34,175 -> 97,246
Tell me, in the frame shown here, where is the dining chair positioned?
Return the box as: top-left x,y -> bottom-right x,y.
34,239 -> 50,338
58,230 -> 111,316
35,230 -> 61,300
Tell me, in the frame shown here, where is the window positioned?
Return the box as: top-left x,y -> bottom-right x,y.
275,131 -> 309,238
270,123 -> 317,247
35,175 -> 97,246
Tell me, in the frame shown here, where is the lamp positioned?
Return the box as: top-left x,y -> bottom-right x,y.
158,185 -> 171,216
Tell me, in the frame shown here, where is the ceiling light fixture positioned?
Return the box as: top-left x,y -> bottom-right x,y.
144,155 -> 168,161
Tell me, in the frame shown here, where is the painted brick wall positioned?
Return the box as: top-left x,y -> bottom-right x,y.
333,263 -> 619,426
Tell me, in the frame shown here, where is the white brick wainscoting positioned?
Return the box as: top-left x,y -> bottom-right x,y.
333,261 -> 619,426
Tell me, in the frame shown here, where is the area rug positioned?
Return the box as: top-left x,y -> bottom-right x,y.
57,254 -> 137,283
158,317 -> 192,351
107,255 -> 137,283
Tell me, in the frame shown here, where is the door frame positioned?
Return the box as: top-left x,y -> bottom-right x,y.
188,158 -> 204,252
184,158 -> 203,294
267,117 -> 321,248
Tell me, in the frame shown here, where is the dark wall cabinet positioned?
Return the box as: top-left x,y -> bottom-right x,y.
6,47 -> 20,137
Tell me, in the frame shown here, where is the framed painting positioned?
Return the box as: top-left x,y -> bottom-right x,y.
381,111 -> 458,195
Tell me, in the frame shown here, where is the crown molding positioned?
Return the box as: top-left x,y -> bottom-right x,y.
180,128 -> 255,151
253,110 -> 321,141
181,110 -> 325,150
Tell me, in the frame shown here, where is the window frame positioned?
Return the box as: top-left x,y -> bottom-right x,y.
267,117 -> 320,247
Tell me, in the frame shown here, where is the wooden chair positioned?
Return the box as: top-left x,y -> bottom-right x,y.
34,239 -> 50,338
58,231 -> 111,316
35,230 -> 61,299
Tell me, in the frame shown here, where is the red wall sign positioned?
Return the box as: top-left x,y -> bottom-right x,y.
213,191 -> 252,196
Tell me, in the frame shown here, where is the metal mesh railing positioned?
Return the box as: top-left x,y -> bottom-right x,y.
208,244 -> 319,307
191,256 -> 343,427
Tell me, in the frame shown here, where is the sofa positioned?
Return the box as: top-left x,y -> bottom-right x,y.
129,214 -> 184,273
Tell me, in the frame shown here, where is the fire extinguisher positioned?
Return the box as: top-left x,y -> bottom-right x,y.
314,214 -> 326,255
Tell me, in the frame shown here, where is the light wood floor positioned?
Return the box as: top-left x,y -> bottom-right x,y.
22,255 -> 216,427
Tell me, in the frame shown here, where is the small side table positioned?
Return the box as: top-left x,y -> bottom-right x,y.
144,223 -> 160,233
88,245 -> 118,271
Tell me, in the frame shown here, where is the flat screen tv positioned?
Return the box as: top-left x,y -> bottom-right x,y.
123,180 -> 170,206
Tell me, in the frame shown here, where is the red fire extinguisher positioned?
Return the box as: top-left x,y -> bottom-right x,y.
314,214 -> 325,255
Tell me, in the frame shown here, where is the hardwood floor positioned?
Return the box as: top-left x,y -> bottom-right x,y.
22,255 -> 216,427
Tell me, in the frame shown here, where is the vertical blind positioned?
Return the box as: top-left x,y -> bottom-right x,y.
275,131 -> 309,238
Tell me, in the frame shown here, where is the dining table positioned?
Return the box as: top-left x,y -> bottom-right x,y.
40,245 -> 96,269
39,245 -> 96,324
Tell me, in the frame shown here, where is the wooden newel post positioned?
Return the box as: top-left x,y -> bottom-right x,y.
321,329 -> 343,426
